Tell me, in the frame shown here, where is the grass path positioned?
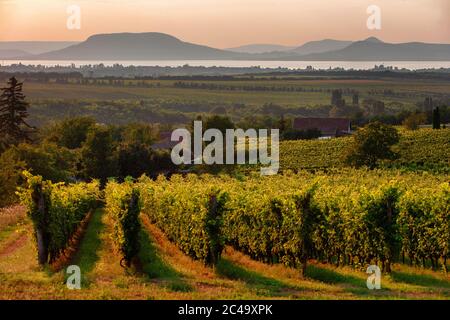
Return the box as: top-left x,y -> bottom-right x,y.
0,208 -> 448,299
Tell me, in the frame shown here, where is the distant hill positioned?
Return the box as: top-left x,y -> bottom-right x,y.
0,49 -> 30,59
17,34 -> 450,61
226,40 -> 352,55
227,44 -> 295,54
32,33 -> 247,60
289,39 -> 352,55
297,37 -> 450,61
0,41 -> 79,55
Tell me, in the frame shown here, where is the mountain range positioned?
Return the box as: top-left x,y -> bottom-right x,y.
0,41 -> 79,56
1,33 -> 450,61
227,44 -> 295,54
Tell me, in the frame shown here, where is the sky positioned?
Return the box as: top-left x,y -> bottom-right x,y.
0,0 -> 449,48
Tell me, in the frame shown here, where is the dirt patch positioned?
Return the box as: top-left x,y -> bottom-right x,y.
0,205 -> 26,231
0,233 -> 28,258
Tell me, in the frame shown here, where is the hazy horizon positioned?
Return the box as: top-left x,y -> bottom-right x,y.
0,0 -> 449,48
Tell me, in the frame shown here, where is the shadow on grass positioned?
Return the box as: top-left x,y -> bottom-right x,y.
138,228 -> 192,293
305,264 -> 391,297
305,264 -> 362,285
216,258 -> 299,297
391,271 -> 450,289
68,208 -> 104,287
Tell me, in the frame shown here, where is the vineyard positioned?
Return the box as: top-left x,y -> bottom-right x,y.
136,170 -> 449,274
1,169 -> 448,299
279,128 -> 450,171
104,180 -> 141,267
18,172 -> 100,265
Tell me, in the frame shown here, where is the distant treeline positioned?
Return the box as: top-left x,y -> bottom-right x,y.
0,72 -> 83,82
1,65 -> 450,79
173,81 -> 358,93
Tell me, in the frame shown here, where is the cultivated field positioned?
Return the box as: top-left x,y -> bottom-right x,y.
1,169 -> 449,300
0,74 -> 449,300
19,76 -> 450,126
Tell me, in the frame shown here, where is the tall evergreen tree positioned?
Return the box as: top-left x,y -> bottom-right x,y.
0,77 -> 33,149
432,107 -> 441,129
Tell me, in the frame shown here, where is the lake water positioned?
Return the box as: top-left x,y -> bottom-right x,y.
2,60 -> 450,70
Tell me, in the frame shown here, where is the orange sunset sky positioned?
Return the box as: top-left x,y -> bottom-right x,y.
0,0 -> 449,47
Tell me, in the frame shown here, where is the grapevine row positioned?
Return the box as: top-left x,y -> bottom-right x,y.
138,171 -> 449,272
19,171 -> 100,264
138,175 -> 227,266
104,180 -> 142,267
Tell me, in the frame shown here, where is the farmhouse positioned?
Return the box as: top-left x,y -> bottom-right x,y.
293,117 -> 351,138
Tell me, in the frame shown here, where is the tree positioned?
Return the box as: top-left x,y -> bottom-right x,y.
363,99 -> 385,116
204,115 -> 235,135
331,89 -> 344,107
0,77 -> 33,149
2,142 -> 74,182
43,116 -> 96,149
432,107 -> 441,129
116,141 -> 153,178
277,115 -> 288,135
345,121 -> 399,169
403,112 -> 427,130
80,126 -> 117,185
352,93 -> 359,106
120,123 -> 156,146
0,151 -> 26,207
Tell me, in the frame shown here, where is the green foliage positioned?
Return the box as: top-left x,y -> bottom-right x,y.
2,142 -> 75,182
222,174 -> 405,272
223,181 -> 320,272
148,149 -> 176,175
119,123 -> 157,146
398,183 -> 449,269
116,142 -> 153,178
0,151 -> 26,207
403,112 -> 427,130
43,116 -> 96,149
345,122 -> 400,169
0,77 -> 33,149
277,128 -> 448,173
105,180 -> 141,266
362,185 -> 401,272
136,170 -> 448,272
17,171 -> 100,264
80,125 -> 117,185
139,174 -> 228,266
432,107 -> 441,130
279,137 -> 350,170
203,115 -> 235,134
386,128 -> 450,171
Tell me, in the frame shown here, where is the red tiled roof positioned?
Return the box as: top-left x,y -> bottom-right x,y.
159,131 -> 173,140
293,117 -> 351,135
152,131 -> 184,150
